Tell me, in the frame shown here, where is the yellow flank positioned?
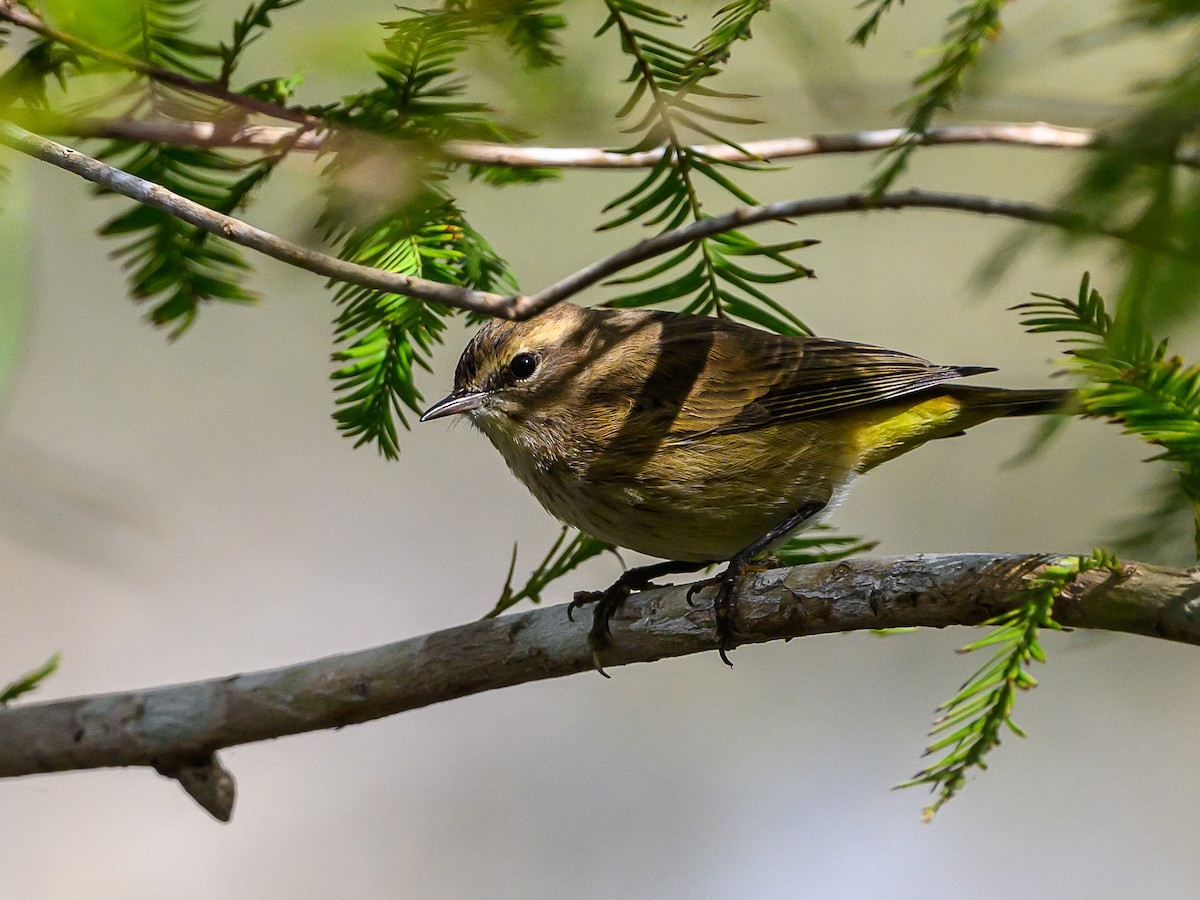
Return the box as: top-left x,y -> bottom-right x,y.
851,394 -> 968,471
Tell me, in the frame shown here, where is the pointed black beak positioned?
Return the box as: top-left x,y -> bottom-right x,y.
419,389 -> 487,422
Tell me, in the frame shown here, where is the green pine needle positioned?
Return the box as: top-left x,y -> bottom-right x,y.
483,523 -> 873,619
770,525 -> 878,567
220,0 -> 306,86
850,0 -> 906,46
97,143 -> 273,335
598,0 -> 815,334
869,0 -> 1008,195
135,0 -> 224,79
329,200 -> 517,458
1015,273 -> 1200,557
79,2 -> 289,334
1,652 -> 61,705
0,37 -> 80,107
899,551 -> 1120,820
486,528 -> 621,618
323,8 -> 527,146
316,6 -> 521,457
454,0 -> 566,70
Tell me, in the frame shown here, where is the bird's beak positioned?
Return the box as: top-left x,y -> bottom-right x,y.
419,389 -> 487,422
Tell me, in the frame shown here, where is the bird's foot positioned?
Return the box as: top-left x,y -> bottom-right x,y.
686,555 -> 750,667
569,561 -> 707,677
568,580 -> 633,678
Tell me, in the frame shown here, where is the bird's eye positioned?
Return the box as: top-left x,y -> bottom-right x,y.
509,352 -> 539,380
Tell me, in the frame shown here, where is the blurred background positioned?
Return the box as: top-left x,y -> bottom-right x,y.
3,1 -> 1200,897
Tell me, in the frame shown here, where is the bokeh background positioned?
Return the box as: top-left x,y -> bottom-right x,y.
3,1 -> 1199,897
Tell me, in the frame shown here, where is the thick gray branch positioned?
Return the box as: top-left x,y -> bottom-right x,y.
1,554 -> 1197,821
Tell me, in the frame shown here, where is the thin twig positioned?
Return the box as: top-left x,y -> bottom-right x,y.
0,121 -> 504,312
16,112 -> 1200,170
508,191 -> 1106,318
0,554 -> 1193,821
5,111 -> 332,151
442,122 -> 1114,169
1,122 -> 1141,321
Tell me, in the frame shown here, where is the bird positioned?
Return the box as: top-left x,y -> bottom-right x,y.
420,302 -> 1068,670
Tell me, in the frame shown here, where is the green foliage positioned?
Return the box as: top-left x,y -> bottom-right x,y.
486,528 -> 620,618
1016,273 -> 1200,557
850,0 -> 905,46
220,0 -> 306,86
0,37 -> 79,107
321,9 -> 522,146
329,198 -> 516,457
97,141 -> 272,334
316,6 -> 523,456
868,0 -> 1008,195
0,653 -> 61,705
132,0 -> 223,78
597,0 -> 815,335
484,523 -> 874,617
900,551 -> 1121,820
906,269 -> 1200,816
69,1 -> 297,333
449,0 -> 566,70
1127,0 -> 1200,31
770,525 -> 878,568
691,0 -> 769,70
1056,11 -> 1200,339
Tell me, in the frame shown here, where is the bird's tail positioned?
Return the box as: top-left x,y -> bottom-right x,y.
944,385 -> 1073,418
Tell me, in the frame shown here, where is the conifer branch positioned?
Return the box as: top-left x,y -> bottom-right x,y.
0,122 -> 1157,322
0,0 -> 318,127
0,554 -> 1192,821
0,121 -> 504,312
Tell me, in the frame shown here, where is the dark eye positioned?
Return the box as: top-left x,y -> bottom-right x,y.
509,352 -> 538,380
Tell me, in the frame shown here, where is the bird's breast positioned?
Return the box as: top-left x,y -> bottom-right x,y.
481,416 -> 859,562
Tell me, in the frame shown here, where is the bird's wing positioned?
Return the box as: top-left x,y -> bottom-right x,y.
644,319 -> 986,438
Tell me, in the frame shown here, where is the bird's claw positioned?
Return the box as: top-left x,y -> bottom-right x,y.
687,565 -> 743,667
571,560 -> 711,675
591,649 -> 611,679
567,590 -> 601,622
570,581 -> 632,675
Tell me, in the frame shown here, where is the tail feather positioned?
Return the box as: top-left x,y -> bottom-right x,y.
944,384 -> 1072,417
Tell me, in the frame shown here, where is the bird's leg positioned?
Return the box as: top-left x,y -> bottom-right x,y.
687,500 -> 827,667
569,559 -> 708,675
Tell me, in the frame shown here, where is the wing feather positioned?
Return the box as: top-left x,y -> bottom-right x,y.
633,316 -> 985,438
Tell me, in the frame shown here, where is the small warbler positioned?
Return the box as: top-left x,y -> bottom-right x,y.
421,302 -> 1067,668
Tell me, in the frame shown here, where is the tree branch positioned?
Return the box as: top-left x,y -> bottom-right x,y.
1,121 -> 1145,322
0,121 -> 505,312
1,554 -> 1196,821
444,123 -> 1115,168
511,190 -> 1102,318
10,113 -> 1200,171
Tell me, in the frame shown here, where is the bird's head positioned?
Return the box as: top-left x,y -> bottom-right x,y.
419,303 -> 596,440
